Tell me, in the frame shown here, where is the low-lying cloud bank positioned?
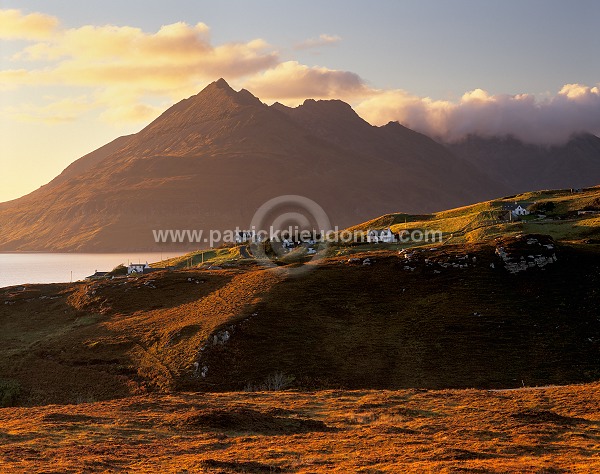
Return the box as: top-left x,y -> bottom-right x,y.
355,84 -> 600,146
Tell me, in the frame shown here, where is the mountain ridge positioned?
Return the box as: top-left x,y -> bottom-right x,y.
0,79 -> 555,251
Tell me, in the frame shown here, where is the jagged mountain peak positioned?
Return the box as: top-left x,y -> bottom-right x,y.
208,80 -> 260,106
382,121 -> 410,131
198,78 -> 262,106
301,98 -> 354,110
135,79 -> 265,146
297,98 -> 364,122
212,77 -> 232,89
272,97 -> 371,136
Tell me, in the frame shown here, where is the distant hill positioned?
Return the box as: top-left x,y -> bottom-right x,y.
448,134 -> 600,193
0,79 -> 504,252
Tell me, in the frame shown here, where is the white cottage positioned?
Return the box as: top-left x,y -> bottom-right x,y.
282,238 -> 295,249
367,228 -> 395,244
128,262 -> 150,274
503,202 -> 531,218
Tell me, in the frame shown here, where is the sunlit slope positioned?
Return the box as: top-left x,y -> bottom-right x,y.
348,186 -> 600,245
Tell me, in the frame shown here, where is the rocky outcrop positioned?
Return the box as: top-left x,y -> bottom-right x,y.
495,234 -> 557,274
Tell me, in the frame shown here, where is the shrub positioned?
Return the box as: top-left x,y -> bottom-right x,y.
109,264 -> 127,276
262,372 -> 294,391
529,201 -> 556,214
244,372 -> 295,392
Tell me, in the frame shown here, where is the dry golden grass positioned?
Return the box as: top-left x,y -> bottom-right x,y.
0,383 -> 599,472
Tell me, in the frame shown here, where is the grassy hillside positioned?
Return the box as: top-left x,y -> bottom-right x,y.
1,186 -> 599,406
193,242 -> 600,392
346,185 -> 600,248
0,268 -> 284,405
148,186 -> 600,270
1,237 -> 599,405
154,246 -> 249,269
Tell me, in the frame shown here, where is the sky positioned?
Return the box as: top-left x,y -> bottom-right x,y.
1,0 -> 599,202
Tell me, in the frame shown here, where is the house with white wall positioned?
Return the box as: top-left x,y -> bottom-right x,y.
502,202 -> 532,218
367,228 -> 395,243
127,262 -> 150,274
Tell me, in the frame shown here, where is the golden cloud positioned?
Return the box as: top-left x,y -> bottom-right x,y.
1,12 -> 279,123
559,83 -> 600,100
245,61 -> 372,105
99,102 -> 163,124
4,96 -> 96,123
0,9 -> 59,40
7,21 -> 278,90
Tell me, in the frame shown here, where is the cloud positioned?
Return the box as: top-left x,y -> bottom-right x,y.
245,61 -> 372,105
15,22 -> 212,62
294,33 -> 341,50
0,9 -> 59,40
355,84 -> 600,145
7,21 -> 278,91
3,96 -> 96,123
0,69 -> 34,90
1,15 -> 278,122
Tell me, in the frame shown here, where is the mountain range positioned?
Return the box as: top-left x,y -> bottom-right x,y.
0,78 -> 598,251
448,133 -> 600,193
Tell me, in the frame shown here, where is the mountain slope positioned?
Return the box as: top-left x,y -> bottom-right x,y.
273,99 -> 502,206
0,79 -> 505,251
448,134 -> 600,193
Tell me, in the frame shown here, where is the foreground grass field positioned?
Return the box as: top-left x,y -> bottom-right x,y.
1,383 -> 599,473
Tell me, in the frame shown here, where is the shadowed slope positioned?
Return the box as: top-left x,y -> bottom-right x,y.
1,239 -> 598,405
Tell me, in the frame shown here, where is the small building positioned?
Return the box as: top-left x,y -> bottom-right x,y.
367,228 -> 395,244
85,271 -> 110,281
128,262 -> 150,274
282,238 -> 295,249
502,202 -> 532,218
